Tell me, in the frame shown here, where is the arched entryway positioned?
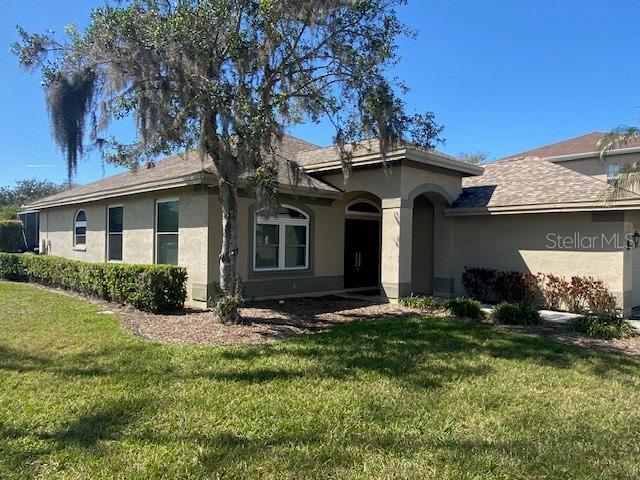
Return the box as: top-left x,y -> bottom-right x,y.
344,197 -> 381,291
410,190 -> 450,295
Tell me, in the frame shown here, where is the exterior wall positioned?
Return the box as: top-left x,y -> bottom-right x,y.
40,186 -> 211,303
235,194 -> 345,299
554,151 -> 640,183
320,161 -> 465,299
447,212 -> 628,312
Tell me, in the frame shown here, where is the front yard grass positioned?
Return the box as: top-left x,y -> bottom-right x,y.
1,281 -> 640,479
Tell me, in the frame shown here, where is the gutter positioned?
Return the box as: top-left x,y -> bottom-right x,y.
445,199 -> 640,216
25,171 -> 341,211
546,146 -> 640,163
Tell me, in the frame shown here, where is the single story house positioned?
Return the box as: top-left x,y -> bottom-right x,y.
22,132 -> 640,315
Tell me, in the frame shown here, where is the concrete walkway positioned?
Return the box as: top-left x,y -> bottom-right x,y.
482,306 -> 640,332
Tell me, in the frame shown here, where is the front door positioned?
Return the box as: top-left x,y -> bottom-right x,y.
344,219 -> 380,289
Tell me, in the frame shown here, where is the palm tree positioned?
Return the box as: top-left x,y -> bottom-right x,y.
598,126 -> 640,203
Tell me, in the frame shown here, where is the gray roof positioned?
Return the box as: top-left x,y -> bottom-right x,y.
295,137 -> 483,177
26,135 -> 338,209
453,156 -> 640,209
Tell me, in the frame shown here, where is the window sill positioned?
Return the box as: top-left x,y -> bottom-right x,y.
73,246 -> 86,252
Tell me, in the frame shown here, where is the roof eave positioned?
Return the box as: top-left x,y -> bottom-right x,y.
446,198 -> 640,216
304,147 -> 484,176
544,146 -> 640,163
24,172 -> 213,210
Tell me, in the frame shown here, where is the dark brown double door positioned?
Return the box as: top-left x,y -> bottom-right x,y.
344,219 -> 380,289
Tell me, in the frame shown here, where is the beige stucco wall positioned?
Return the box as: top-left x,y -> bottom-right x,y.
447,212 -> 628,311
555,151 -> 640,183
210,193 -> 345,299
40,186 -> 211,301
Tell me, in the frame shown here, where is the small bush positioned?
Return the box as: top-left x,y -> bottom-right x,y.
570,314 -> 634,340
445,297 -> 484,319
461,267 -> 496,302
492,302 -> 542,326
540,274 -> 565,311
0,253 -> 187,313
0,220 -> 24,253
399,294 -> 440,310
494,271 -> 541,305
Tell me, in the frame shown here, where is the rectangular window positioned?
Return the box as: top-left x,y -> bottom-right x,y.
255,223 -> 280,268
608,163 -> 620,183
156,199 -> 179,265
254,206 -> 309,271
107,206 -> 123,262
285,225 -> 307,268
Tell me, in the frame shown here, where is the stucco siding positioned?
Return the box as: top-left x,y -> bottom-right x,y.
41,203 -> 107,262
449,212 -> 627,309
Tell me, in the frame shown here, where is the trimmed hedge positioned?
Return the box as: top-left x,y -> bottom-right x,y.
0,253 -> 187,313
0,220 -> 24,253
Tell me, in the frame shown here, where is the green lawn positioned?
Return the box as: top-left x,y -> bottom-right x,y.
1,281 -> 640,479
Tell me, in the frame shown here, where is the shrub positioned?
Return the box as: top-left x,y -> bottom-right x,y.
570,314 -> 634,340
445,297 -> 484,319
461,267 -> 497,302
0,253 -> 187,313
540,274 -> 566,311
0,220 -> 24,253
0,252 -> 27,280
492,302 -> 542,326
539,275 -> 618,315
399,294 -> 440,310
494,271 -> 541,305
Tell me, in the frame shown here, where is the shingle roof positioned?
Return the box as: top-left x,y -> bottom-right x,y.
453,156 -> 640,209
26,135 -> 337,209
502,132 -> 640,161
295,138 -> 461,168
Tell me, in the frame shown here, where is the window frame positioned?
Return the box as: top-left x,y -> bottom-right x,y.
73,209 -> 87,250
107,204 -> 124,263
607,163 -> 621,184
253,205 -> 310,272
155,197 -> 180,265
345,199 -> 381,217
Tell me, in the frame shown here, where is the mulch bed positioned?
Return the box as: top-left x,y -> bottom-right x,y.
27,284 -> 640,357
121,296 -> 435,345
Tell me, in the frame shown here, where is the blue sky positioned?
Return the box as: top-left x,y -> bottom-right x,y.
1,0 -> 640,187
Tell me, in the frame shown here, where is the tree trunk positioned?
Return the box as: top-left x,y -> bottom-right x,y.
217,175 -> 241,324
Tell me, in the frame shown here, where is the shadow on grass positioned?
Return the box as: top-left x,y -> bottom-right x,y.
2,316 -> 639,389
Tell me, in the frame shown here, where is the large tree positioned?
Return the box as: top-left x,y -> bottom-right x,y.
13,0 -> 442,323
0,179 -> 66,220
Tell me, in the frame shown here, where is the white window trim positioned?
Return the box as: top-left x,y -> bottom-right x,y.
345,199 -> 381,217
73,209 -> 87,250
107,204 -> 124,263
253,205 -> 310,272
155,197 -> 179,264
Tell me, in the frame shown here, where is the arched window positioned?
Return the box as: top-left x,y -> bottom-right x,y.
74,210 -> 87,247
345,199 -> 381,216
254,205 -> 309,271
